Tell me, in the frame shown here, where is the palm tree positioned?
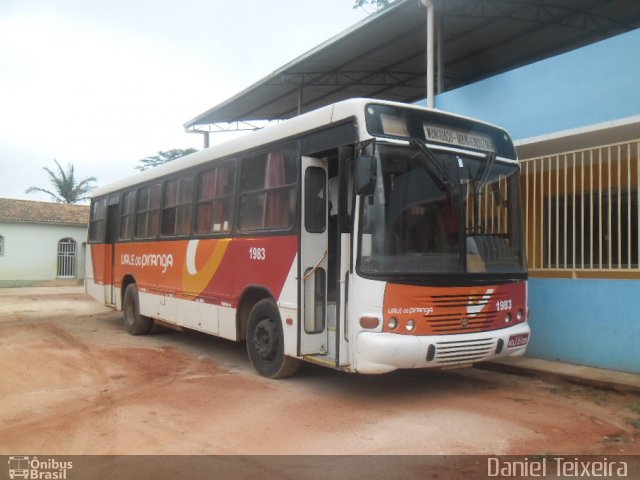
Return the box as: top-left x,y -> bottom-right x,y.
26,159 -> 97,204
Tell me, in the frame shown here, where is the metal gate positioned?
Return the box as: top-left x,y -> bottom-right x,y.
57,238 -> 77,278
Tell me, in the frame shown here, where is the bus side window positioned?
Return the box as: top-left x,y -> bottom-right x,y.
239,148 -> 297,232
177,176 -> 193,235
162,176 -> 193,236
89,198 -> 107,242
196,162 -> 235,234
161,179 -> 178,236
305,167 -> 326,233
135,187 -> 150,238
135,184 -> 161,238
148,184 -> 161,236
119,191 -> 136,240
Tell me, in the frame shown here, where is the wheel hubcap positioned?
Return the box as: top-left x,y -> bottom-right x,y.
253,317 -> 278,361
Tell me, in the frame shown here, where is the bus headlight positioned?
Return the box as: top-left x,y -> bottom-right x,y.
504,312 -> 512,323
387,317 -> 398,330
516,309 -> 524,321
406,319 -> 415,332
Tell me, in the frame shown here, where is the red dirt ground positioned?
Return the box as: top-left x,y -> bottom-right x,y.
1,287 -> 638,458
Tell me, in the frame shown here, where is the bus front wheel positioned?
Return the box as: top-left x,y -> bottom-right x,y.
123,284 -> 152,335
246,299 -> 299,378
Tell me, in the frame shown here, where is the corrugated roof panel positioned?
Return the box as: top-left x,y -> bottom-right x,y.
185,0 -> 640,128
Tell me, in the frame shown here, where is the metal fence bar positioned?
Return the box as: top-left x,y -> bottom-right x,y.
525,161 -> 529,266
563,154 -> 568,269
589,149 -> 594,269
579,151 -> 584,268
532,160 -> 537,268
628,143 -> 632,269
572,152 -> 576,269
599,148 -> 603,269
607,147 -> 612,269
617,145 -> 622,269
547,156 -> 552,268
555,155 -> 560,268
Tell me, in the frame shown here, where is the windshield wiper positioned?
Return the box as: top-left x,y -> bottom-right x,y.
472,151 -> 496,190
408,139 -> 453,191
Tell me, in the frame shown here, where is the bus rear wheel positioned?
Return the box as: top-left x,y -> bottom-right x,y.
123,284 -> 152,335
246,299 -> 299,378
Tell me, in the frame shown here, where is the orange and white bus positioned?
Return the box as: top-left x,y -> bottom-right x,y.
86,98 -> 530,378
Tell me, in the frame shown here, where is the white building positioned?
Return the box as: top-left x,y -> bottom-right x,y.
0,198 -> 89,286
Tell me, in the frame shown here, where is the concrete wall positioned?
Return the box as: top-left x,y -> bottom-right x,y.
432,28 -> 640,140
0,222 -> 87,283
527,278 -> 640,374
428,28 -> 640,373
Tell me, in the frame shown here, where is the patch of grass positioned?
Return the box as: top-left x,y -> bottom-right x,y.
542,385 -> 562,395
624,417 -> 640,431
587,390 -> 612,406
627,402 -> 640,415
602,434 -> 625,443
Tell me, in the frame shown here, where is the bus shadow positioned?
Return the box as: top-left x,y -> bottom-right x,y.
98,313 -> 521,400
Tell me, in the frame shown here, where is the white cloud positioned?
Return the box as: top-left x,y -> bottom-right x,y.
0,0 -> 367,201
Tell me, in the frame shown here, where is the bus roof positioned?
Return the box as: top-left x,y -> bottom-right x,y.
91,98 -> 510,198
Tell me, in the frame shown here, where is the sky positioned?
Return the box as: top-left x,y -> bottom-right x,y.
0,0 -> 369,202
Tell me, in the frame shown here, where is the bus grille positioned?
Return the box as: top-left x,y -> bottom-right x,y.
425,292 -> 502,334
434,338 -> 496,364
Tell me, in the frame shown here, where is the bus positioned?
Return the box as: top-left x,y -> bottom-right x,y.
86,98 -> 530,378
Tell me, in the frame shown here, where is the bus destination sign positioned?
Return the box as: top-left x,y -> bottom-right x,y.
423,124 -> 495,152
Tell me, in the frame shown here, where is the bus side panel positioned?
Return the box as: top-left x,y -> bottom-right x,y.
85,244 -> 104,304
90,244 -> 112,285
197,236 -> 298,307
87,244 -> 113,304
111,236 -> 298,341
275,254 -> 299,357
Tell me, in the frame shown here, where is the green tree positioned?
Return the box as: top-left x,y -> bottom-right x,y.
25,159 -> 97,204
353,0 -> 393,11
136,148 -> 197,171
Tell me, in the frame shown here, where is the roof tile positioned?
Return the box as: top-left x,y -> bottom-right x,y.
0,198 -> 89,225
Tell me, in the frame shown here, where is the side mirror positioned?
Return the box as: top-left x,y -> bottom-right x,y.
355,155 -> 376,196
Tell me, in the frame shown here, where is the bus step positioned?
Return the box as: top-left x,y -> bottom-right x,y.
303,354 -> 337,368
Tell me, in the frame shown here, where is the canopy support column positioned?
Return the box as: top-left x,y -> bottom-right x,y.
297,85 -> 304,115
422,0 -> 435,108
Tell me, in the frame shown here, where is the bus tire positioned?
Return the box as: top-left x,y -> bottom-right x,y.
123,284 -> 152,335
246,299 -> 299,378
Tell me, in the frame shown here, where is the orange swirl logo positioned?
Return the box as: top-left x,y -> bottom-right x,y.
181,239 -> 230,296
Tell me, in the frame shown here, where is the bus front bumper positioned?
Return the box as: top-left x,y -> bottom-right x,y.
354,323 -> 531,374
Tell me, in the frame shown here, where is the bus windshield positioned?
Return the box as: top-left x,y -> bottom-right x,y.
358,143 -> 526,280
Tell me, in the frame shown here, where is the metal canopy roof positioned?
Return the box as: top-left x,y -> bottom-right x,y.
185,0 -> 640,131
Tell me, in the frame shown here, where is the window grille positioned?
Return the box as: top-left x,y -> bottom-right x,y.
521,139 -> 639,273
57,238 -> 77,278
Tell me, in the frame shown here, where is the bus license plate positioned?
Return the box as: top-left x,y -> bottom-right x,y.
507,333 -> 529,348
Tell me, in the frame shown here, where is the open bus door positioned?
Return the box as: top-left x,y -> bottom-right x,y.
299,156 -> 329,356
103,198 -> 119,306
